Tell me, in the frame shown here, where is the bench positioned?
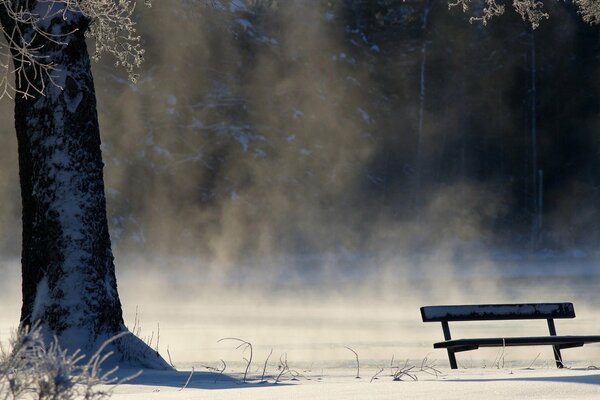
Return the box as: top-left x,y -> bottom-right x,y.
420,303 -> 600,369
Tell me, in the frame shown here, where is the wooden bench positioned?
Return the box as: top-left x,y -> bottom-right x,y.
420,303 -> 600,369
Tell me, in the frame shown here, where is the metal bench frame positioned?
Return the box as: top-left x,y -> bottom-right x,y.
421,303 -> 600,369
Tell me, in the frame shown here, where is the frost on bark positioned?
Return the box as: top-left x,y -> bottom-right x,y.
0,1 -> 170,368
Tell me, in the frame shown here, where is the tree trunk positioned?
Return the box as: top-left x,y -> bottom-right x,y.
1,2 -> 170,368
530,30 -> 540,249
413,0 -> 431,213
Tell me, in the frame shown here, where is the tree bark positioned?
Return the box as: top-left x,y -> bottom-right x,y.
1,1 -> 170,368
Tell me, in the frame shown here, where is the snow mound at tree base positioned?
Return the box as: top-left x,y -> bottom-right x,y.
41,325 -> 174,371
109,331 -> 174,370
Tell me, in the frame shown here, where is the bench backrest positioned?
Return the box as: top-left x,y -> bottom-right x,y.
421,303 -> 575,322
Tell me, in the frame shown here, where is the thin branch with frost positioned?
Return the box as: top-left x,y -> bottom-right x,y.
0,325 -> 141,400
178,367 -> 194,391
492,338 -> 506,369
154,322 -> 160,352
418,356 -> 441,378
274,353 -> 289,384
575,0 -> 600,24
526,352 -> 541,369
166,346 -> 175,368
370,367 -> 384,383
0,0 -> 148,99
201,359 -> 227,383
390,356 -> 441,381
216,359 -> 226,383
448,0 -> 548,29
218,337 -> 253,383
392,359 -> 418,381
260,348 -> 273,383
450,0 -> 600,28
344,346 -> 360,379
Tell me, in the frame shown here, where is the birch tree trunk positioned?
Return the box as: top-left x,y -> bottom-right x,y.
1,1 -> 170,368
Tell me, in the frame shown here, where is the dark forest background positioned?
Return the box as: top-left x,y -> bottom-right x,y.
1,0 -> 599,265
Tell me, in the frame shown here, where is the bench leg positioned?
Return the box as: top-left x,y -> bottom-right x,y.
547,319 -> 564,368
447,349 -> 458,369
552,345 -> 563,369
441,322 -> 459,369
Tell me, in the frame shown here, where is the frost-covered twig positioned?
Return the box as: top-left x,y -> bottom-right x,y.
418,356 -> 441,378
155,323 -> 160,353
393,359 -> 418,381
0,0 -> 149,99
448,0 -> 600,29
391,356 -> 441,381
275,353 -> 289,384
370,367 -> 384,383
166,346 -> 175,368
218,337 -> 252,383
344,346 -> 360,379
448,0 -> 546,28
271,353 -> 308,383
526,353 -> 541,369
178,367 -> 194,391
492,338 -> 506,369
0,325 -> 140,400
201,360 -> 227,383
260,348 -> 273,383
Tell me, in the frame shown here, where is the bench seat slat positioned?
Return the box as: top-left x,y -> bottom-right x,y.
421,303 -> 575,322
434,335 -> 600,349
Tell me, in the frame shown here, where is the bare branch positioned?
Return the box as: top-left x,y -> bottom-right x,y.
0,0 -> 148,99
218,337 -> 253,383
344,346 -> 360,379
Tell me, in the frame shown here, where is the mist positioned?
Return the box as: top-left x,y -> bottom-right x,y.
1,0 -> 600,367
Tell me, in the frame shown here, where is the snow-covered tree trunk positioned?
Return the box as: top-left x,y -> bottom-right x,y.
1,1 -> 169,368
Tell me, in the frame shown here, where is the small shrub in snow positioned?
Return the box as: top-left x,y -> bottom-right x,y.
0,326 -> 130,400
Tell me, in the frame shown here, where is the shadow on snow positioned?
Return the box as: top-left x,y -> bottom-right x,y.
115,369 -> 287,390
446,370 -> 600,385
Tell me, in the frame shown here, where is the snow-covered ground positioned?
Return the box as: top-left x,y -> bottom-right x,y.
107,254 -> 600,399
2,255 -> 600,398
110,367 -> 600,400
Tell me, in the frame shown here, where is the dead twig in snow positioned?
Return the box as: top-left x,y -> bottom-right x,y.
344,346 -> 360,379
156,322 -> 160,352
260,348 -> 273,383
275,353 -> 289,384
525,353 -> 541,370
202,360 -> 227,384
393,359 -> 418,381
370,367 -> 384,383
419,356 -> 441,378
492,338 -> 506,369
218,337 -> 252,383
391,356 -> 441,381
179,367 -> 194,391
166,346 -> 175,368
